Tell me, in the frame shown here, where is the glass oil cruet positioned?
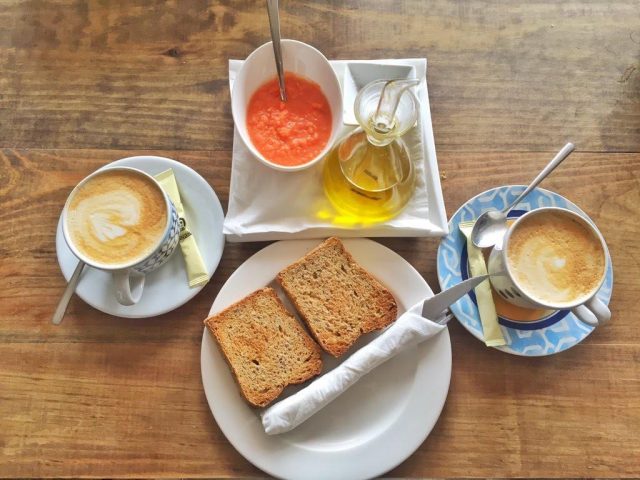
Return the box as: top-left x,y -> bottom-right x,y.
323,78 -> 420,223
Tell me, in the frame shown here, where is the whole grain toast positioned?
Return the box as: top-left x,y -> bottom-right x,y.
204,287 -> 322,407
277,237 -> 398,357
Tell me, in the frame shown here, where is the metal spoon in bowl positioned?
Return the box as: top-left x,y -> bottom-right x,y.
471,142 -> 575,249
266,0 -> 287,102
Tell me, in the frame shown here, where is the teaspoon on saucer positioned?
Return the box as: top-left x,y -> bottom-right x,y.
52,260 -> 85,325
471,142 -> 575,249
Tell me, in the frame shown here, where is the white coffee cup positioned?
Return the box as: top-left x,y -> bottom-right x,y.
487,207 -> 610,327
62,167 -> 180,305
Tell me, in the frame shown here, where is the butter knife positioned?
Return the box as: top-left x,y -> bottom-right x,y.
262,274 -> 490,435
423,274 -> 489,320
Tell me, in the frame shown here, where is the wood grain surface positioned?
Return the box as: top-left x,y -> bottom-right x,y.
1,0 -> 639,478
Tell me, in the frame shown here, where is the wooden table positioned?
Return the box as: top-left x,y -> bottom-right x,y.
1,0 -> 639,477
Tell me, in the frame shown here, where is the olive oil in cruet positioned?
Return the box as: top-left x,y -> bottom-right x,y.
323,78 -> 420,223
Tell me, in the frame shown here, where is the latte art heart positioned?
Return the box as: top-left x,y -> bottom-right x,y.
90,215 -> 127,241
84,193 -> 141,242
528,245 -> 572,300
66,170 -> 167,266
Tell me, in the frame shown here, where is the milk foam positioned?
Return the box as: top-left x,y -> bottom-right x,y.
509,241 -> 574,303
79,191 -> 142,242
66,170 -> 167,266
507,212 -> 605,306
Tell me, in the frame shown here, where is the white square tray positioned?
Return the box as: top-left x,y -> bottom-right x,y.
224,58 -> 448,242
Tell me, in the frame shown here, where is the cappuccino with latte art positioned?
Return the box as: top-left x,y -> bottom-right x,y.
487,207 -> 610,327
66,169 -> 168,266
506,210 -> 606,306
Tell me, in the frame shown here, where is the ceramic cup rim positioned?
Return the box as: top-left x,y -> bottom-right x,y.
61,166 -> 173,271
230,39 -> 343,172
501,206 -> 608,310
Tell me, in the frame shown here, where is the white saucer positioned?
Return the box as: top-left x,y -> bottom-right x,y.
201,238 -> 451,480
55,156 -> 225,318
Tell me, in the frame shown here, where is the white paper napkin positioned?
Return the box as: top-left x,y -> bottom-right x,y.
224,58 -> 448,242
260,300 -> 446,435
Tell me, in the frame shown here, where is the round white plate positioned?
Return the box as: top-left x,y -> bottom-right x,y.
55,156 -> 225,318
200,238 -> 451,480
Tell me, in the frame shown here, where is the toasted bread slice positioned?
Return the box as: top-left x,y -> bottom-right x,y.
277,237 -> 398,357
204,287 -> 322,407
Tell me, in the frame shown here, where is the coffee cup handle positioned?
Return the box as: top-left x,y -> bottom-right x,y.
113,269 -> 145,306
571,296 -> 611,327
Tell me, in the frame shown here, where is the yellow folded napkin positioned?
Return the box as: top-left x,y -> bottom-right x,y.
459,221 -> 506,347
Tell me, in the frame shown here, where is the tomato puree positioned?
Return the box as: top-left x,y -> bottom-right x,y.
247,72 -> 332,166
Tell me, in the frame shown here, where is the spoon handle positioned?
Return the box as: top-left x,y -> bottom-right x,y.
503,142 -> 574,212
51,260 -> 85,325
266,0 -> 287,102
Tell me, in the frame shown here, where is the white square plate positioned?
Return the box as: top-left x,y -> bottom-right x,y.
225,58 -> 448,240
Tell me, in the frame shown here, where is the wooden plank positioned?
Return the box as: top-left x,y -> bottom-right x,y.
0,1 -> 639,151
1,148 -> 638,476
0,340 -> 638,477
1,149 -> 637,346
391,329 -> 640,477
0,341 -> 261,477
1,0 -> 639,477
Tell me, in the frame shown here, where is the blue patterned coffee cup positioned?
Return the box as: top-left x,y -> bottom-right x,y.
62,167 -> 180,306
110,198 -> 180,305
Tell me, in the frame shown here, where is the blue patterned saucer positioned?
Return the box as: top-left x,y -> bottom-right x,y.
436,185 -> 613,356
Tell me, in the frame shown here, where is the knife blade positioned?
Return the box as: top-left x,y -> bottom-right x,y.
421,274 -> 489,319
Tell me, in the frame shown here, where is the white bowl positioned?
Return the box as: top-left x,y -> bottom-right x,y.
231,39 -> 343,172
